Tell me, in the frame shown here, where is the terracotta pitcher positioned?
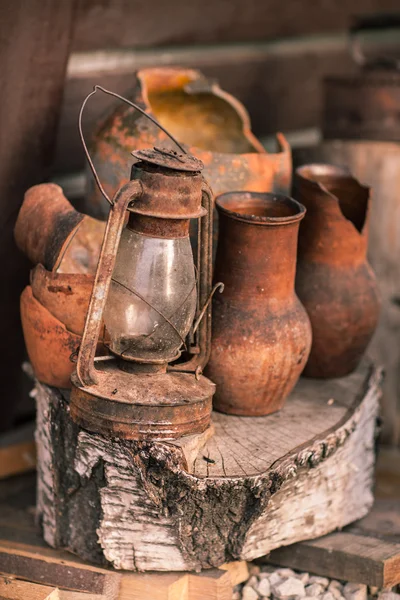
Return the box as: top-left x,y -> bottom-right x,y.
295,164 -> 380,378
206,192 -> 312,416
15,184 -> 106,388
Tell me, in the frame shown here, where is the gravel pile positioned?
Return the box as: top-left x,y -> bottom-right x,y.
234,565 -> 400,600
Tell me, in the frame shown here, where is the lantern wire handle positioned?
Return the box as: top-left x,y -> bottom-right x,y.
192,282 -> 224,334
78,85 -> 187,206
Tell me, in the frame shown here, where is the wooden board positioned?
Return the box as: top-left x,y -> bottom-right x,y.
264,448 -> 400,587
70,0 -> 400,50
35,360 -> 381,571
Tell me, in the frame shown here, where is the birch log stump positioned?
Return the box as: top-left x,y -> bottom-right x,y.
35,360 -> 382,572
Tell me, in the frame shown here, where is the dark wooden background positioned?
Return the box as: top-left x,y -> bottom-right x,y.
0,0 -> 399,437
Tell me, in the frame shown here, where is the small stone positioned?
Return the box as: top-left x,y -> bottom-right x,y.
343,582 -> 367,600
309,576 -> 330,588
257,578 -> 271,597
259,573 -> 271,579
247,575 -> 259,587
232,592 -> 241,600
306,583 -> 324,597
328,581 -> 344,600
369,587 -> 379,597
242,585 -> 259,600
272,577 -> 306,599
269,573 -> 283,585
277,568 -> 297,579
329,582 -> 343,591
321,593 -> 336,600
249,564 -> 261,576
299,573 -> 310,585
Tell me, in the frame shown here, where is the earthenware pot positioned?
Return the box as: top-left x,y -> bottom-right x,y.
206,192 -> 311,416
295,164 -> 380,378
86,67 -> 292,218
15,184 -> 106,388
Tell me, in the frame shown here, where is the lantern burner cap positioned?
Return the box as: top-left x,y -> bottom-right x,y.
131,147 -> 204,172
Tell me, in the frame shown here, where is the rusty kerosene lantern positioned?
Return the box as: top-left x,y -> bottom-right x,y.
69,87 -> 221,440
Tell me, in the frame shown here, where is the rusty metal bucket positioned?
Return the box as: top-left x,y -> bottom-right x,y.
15,184 -> 105,388
85,67 -> 292,219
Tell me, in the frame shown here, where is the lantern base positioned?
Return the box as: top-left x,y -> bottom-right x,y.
69,360 -> 215,440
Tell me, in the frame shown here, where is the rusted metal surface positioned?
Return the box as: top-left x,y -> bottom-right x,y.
86,67 -> 292,219
30,265 -> 96,336
70,365 -> 214,440
71,151 -> 215,439
128,214 -> 190,237
14,184 -> 84,271
205,191 -> 311,416
294,164 -> 380,378
76,180 -> 142,388
130,156 -> 206,219
169,181 -> 216,374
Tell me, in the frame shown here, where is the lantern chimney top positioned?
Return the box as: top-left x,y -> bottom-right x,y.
131,147 -> 204,172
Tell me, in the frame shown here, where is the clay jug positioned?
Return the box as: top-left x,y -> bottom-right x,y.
294,164 -> 380,378
86,67 -> 291,218
206,192 -> 312,416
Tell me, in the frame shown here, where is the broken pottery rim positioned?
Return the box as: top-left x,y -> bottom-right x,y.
215,191 -> 306,225
295,163 -> 370,195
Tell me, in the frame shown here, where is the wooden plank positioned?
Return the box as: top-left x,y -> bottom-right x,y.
220,562 -> 249,586
189,569 -> 232,600
0,543 -> 121,597
70,0 -> 400,50
119,573 -> 189,600
0,1 -> 77,430
266,531 -> 400,588
0,575 -> 57,600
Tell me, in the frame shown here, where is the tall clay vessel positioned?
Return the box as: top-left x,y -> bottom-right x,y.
206,192 -> 311,416
295,164 -> 380,378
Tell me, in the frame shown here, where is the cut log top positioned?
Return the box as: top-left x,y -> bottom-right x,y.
192,359 -> 375,478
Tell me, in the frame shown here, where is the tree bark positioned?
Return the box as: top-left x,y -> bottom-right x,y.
36,360 -> 381,571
